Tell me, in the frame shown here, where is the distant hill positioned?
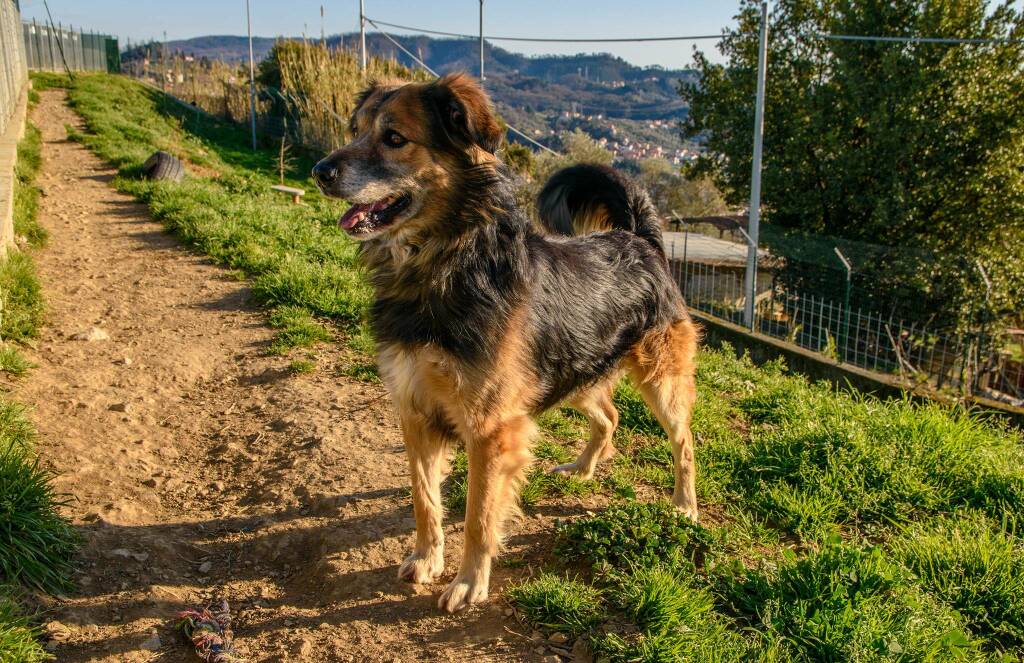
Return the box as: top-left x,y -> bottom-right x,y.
159,32 -> 697,121
162,35 -> 278,63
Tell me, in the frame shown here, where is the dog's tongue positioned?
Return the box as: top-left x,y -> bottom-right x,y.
339,203 -> 372,230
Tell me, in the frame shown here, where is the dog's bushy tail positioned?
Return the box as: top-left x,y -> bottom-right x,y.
536,163 -> 664,254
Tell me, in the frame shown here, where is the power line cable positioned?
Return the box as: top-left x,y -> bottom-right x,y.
366,17 -> 721,43
364,16 -> 559,155
820,32 -> 1024,45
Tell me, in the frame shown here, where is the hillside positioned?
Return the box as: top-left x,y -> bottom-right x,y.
158,32 -> 696,121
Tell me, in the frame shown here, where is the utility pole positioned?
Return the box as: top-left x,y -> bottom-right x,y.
245,0 -> 257,150
743,1 -> 769,330
359,0 -> 366,71
479,0 -> 485,81
320,4 -> 325,46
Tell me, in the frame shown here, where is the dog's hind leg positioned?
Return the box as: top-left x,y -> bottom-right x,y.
439,415 -> 535,612
627,319 -> 700,520
397,409 -> 450,584
550,381 -> 619,480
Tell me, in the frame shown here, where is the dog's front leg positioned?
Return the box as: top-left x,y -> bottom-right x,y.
439,415 -> 534,612
397,411 -> 448,584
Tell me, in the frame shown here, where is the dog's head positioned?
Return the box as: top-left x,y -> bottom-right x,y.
312,73 -> 503,241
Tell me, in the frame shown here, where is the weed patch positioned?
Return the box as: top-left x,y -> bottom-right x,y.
556,501 -> 715,572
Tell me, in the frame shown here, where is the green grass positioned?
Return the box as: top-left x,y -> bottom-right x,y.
717,543 -> 978,661
267,305 -> 332,355
287,359 -> 316,375
600,565 -> 746,662
0,346 -> 32,378
512,347 -> 1024,661
442,439 -> 598,514
506,573 -> 604,636
2,120 -> 46,347
0,589 -> 51,663
891,514 -> 1024,654
13,124 -> 46,249
0,253 -> 43,344
0,402 -> 77,594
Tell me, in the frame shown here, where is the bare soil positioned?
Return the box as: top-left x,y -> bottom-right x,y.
15,90 -> 580,662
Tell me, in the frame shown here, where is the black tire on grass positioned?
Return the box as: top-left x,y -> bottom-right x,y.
141,151 -> 185,182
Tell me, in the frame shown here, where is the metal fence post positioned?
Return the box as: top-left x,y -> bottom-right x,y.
359,0 -> 367,72
743,1 -> 769,330
834,247 -> 852,362
245,0 -> 257,150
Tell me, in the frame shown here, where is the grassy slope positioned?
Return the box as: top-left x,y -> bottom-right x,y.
55,73 -> 1024,661
61,73 -> 372,367
0,86 -> 77,662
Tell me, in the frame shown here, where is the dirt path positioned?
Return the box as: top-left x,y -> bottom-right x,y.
17,90 -> 549,662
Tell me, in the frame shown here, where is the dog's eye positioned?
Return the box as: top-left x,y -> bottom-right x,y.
383,130 -> 408,148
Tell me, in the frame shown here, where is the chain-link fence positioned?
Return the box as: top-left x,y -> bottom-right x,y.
21,19 -> 119,73
0,0 -> 28,137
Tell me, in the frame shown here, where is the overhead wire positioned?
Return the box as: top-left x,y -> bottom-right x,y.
364,17 -> 561,154
365,17 -> 721,43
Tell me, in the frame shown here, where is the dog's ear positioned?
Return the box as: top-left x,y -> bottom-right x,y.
427,73 -> 503,154
348,79 -> 399,136
348,82 -> 379,135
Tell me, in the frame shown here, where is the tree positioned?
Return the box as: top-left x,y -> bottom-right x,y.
636,157 -> 729,218
681,0 -> 1024,324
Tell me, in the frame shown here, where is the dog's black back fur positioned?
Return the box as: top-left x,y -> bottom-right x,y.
368,163 -> 684,411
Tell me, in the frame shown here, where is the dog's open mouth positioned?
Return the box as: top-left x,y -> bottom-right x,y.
338,193 -> 411,235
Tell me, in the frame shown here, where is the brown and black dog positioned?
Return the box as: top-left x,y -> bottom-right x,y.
312,73 -> 699,612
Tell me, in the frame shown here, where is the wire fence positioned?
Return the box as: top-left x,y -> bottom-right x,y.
21,19 -> 119,73
0,0 -> 28,137
665,230 -> 1023,403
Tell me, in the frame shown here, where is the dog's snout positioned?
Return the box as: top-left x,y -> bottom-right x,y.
312,160 -> 339,186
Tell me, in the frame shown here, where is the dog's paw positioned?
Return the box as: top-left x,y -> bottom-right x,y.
549,461 -> 595,481
672,499 -> 699,522
398,550 -> 444,584
438,575 -> 488,612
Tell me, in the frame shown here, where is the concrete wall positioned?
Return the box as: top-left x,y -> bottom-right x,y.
0,0 -> 28,257
692,310 -> 1024,428
0,86 -> 27,258
0,0 -> 28,136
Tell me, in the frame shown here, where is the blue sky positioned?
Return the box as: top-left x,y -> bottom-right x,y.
17,0 -> 741,68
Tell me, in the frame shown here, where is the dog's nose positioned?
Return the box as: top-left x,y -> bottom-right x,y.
312,161 -> 338,185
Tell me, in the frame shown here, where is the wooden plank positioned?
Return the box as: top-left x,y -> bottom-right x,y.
270,185 -> 305,196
